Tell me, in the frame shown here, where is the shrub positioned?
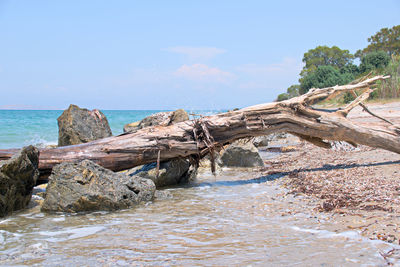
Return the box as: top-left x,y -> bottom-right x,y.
300,66 -> 354,94
343,92 -> 355,104
359,51 -> 390,73
276,93 -> 289,102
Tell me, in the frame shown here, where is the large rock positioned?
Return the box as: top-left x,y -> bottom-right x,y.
219,140 -> 264,167
41,160 -> 155,212
126,158 -> 194,188
123,109 -> 189,133
57,104 -> 112,146
0,146 -> 39,217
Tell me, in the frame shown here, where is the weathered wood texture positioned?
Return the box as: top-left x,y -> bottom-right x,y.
1,75 -> 399,183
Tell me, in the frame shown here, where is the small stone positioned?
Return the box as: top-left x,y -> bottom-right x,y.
154,190 -> 173,200
252,136 -> 269,147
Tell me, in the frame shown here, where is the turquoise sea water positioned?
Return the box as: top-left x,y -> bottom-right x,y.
0,110 -> 220,149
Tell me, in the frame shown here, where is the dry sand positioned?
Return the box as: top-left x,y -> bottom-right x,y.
261,101 -> 400,244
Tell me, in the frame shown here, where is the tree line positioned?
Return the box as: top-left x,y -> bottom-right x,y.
277,25 -> 400,102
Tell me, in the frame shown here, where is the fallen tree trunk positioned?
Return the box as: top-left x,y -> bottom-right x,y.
1,75 -> 399,183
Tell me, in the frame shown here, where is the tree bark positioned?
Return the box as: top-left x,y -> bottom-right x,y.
1,75 -> 398,183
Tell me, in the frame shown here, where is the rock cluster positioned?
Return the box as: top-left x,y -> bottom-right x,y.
123,109 -> 193,188
3,107 -> 270,215
0,146 -> 39,217
57,104 -> 112,146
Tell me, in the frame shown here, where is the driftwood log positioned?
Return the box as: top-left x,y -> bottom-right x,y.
1,75 -> 399,183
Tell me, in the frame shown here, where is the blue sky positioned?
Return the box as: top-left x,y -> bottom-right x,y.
0,1 -> 399,110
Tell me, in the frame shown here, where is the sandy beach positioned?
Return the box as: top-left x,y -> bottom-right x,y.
261,102 -> 400,248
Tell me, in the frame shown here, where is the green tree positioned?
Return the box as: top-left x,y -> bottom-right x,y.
356,25 -> 400,57
300,65 -> 354,94
300,46 -> 354,78
340,63 -> 359,76
276,93 -> 289,102
276,84 -> 300,101
359,51 -> 391,73
286,84 -> 300,98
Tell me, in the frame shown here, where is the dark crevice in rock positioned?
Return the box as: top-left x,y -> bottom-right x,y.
127,185 -> 140,194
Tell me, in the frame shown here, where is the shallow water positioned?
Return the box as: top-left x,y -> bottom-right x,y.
0,168 -> 396,266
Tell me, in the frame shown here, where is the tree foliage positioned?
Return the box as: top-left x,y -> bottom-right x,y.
340,63 -> 359,76
276,93 -> 289,102
286,84 -> 300,98
372,55 -> 400,99
300,46 -> 354,77
276,25 -> 399,100
300,66 -> 354,94
359,51 -> 391,73
276,84 -> 300,102
356,25 -> 400,57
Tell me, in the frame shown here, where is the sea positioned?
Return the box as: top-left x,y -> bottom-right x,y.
0,110 -> 220,149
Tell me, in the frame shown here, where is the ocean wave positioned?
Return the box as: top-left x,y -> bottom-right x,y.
23,136 -> 57,148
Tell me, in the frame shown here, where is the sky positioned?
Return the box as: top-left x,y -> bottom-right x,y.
0,1 -> 399,110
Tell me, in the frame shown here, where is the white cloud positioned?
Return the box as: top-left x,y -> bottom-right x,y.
236,57 -> 303,90
174,63 -> 234,83
237,57 -> 303,75
164,46 -> 226,61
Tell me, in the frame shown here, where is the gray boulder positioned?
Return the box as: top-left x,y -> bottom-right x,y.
219,140 -> 264,167
123,121 -> 140,133
268,132 -> 288,141
41,160 -> 155,213
57,104 -> 112,146
252,136 -> 270,147
137,111 -> 171,129
126,158 -> 194,188
0,146 -> 39,217
169,109 -> 189,124
123,109 -> 189,133
252,133 -> 291,147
